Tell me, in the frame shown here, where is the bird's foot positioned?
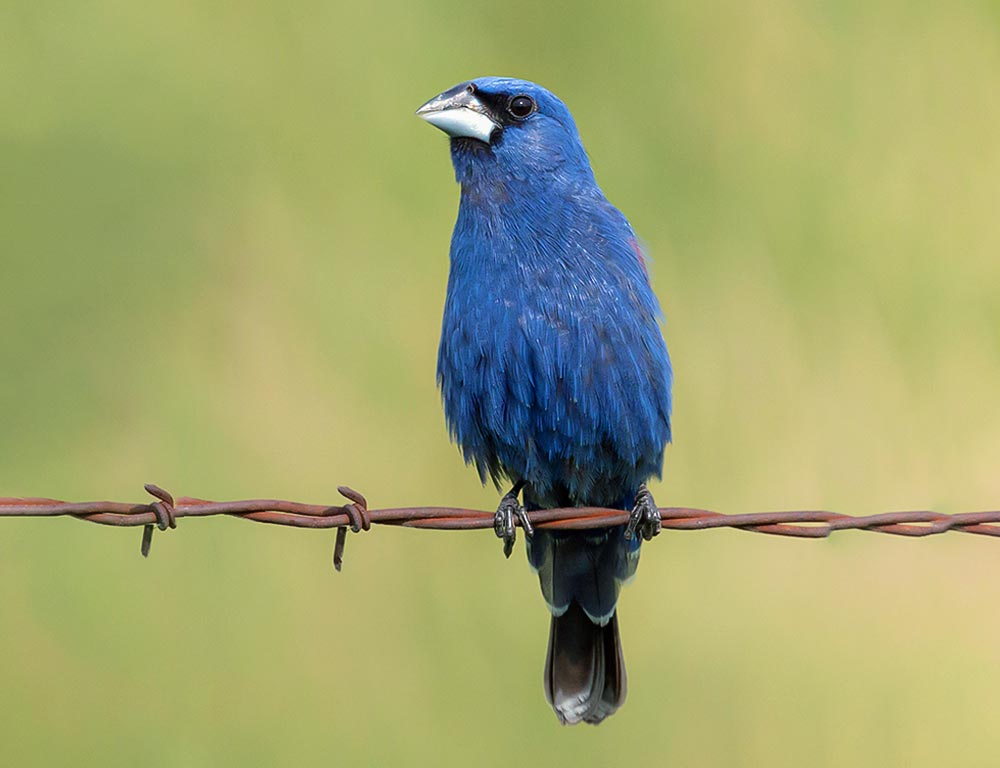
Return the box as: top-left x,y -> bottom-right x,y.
494,484 -> 532,559
625,483 -> 661,541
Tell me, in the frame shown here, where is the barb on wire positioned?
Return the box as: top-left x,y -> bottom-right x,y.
2,484 -> 999,570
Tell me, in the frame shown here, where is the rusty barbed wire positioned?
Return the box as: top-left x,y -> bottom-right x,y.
2,484 -> 1000,570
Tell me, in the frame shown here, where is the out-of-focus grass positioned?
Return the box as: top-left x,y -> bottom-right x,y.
1,1 -> 999,766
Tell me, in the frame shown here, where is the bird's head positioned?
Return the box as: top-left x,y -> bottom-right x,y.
417,77 -> 594,186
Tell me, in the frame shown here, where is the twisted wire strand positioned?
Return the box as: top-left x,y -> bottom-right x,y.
3,484 -> 998,568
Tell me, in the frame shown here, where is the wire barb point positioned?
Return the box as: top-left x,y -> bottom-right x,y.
140,524 -> 154,558
329,486 -> 373,571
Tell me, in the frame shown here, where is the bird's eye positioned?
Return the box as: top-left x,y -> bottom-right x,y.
508,95 -> 536,119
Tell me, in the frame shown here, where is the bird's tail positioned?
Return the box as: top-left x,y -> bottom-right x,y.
527,522 -> 639,724
544,601 -> 626,725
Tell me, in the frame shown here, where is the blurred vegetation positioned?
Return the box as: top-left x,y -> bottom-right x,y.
1,1 -> 999,765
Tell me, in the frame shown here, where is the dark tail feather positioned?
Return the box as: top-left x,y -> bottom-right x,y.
544,602 -> 627,725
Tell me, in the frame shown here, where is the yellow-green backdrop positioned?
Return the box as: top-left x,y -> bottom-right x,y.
2,2 -> 999,766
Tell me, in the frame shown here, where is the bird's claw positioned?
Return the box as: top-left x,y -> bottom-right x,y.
494,489 -> 532,558
625,483 -> 661,541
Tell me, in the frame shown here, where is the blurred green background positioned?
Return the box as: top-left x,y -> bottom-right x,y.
2,1 -> 999,766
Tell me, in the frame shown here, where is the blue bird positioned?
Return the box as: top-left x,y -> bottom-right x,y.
417,77 -> 672,725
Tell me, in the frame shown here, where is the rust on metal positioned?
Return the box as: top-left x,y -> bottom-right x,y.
2,485 -> 999,569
